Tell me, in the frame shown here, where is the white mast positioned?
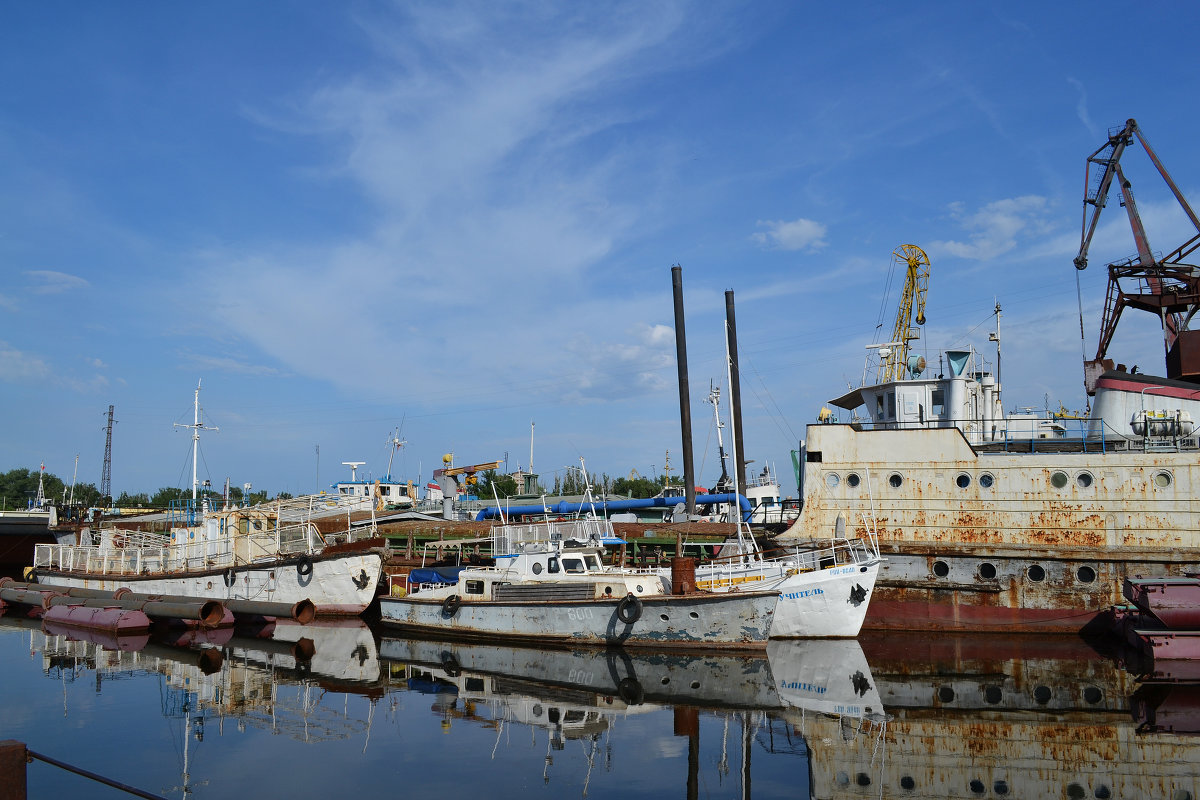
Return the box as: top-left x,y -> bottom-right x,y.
529,421 -> 535,476
175,380 -> 218,502
68,454 -> 78,505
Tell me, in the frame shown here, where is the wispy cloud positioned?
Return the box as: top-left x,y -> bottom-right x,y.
928,195 -> 1053,261
180,352 -> 290,378
24,270 -> 90,294
0,341 -> 51,381
1066,77 -> 1098,138
750,218 -> 828,252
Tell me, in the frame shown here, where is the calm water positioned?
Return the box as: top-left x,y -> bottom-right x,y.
0,612 -> 1196,800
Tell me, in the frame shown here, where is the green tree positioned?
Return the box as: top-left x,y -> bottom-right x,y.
472,469 -> 518,500
611,476 -> 661,498
115,491 -> 151,508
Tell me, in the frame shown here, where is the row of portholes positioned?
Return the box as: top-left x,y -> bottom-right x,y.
854,773 -> 1124,798
931,560 -> 1098,584
827,472 -> 907,489
826,469 -> 1176,491
935,683 -> 1104,706
891,775 -> 1120,798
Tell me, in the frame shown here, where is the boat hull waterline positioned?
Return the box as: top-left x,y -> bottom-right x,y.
379,590 -> 777,650
31,549 -> 385,616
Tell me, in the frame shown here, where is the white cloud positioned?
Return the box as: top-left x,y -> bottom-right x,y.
24,270 -> 90,294
180,353 -> 289,378
928,195 -> 1052,261
750,217 -> 828,251
0,341 -> 51,381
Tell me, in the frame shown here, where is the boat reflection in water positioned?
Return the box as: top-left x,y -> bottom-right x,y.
6,609 -> 1200,799
379,633 -> 887,797
860,631 -> 1200,800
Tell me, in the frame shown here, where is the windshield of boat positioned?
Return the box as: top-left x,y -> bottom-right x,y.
562,556 -> 587,574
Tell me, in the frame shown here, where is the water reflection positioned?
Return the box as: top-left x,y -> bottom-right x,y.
3,610 -> 1200,799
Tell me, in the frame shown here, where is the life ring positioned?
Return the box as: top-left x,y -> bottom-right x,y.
440,651 -> 462,677
296,556 -> 313,577
442,594 -> 461,616
616,593 -> 642,624
223,568 -> 236,588
617,677 -> 645,705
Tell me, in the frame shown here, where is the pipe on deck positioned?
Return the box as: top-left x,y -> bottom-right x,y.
475,492 -> 753,522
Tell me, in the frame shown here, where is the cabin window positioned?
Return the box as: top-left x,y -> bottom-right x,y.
886,392 -> 896,419
1153,471 -> 1173,488
562,558 -> 586,574
806,451 -> 822,462
955,473 -> 971,489
1050,471 -> 1069,489
888,473 -> 903,488
381,486 -> 391,496
465,579 -> 484,594
979,473 -> 994,489
825,473 -> 840,489
586,555 -> 602,571
548,557 -> 560,574
931,389 -> 945,417
1076,472 -> 1093,489
875,393 -> 885,418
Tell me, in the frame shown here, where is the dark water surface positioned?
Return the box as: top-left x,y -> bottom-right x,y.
0,612 -> 1196,799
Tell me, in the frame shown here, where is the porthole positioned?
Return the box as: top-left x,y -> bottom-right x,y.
1067,784 -> 1086,800
659,614 -> 669,622
970,779 -> 986,795
1033,685 -> 1052,704
636,584 -> 644,593
1051,471 -> 1069,488
979,562 -> 997,580
984,686 -> 1002,704
1154,471 -> 1173,488
1077,566 -> 1097,583
955,473 -> 971,489
1173,790 -> 1194,800
1029,564 -> 1046,582
856,773 -> 871,787
846,473 -> 861,488
206,581 -> 213,590
826,472 -> 841,489
994,780 -> 1010,796
1077,472 -> 1094,488
888,473 -> 904,488
937,686 -> 955,703
661,677 -> 671,685
900,776 -> 916,791
933,560 -> 950,578
531,562 -> 543,574
836,772 -> 850,787
979,473 -> 994,489
690,680 -> 700,689
689,611 -> 699,619
1083,686 -> 1103,704
1094,786 -> 1111,799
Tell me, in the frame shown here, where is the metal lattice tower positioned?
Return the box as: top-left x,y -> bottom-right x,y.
100,405 -> 115,500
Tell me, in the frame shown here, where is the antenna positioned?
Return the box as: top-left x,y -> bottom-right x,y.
173,380 -> 218,502
385,426 -> 407,480
342,461 -> 366,482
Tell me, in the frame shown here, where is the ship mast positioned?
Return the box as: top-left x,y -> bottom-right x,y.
174,380 -> 218,502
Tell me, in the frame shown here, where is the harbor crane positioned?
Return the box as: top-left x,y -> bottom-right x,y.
1073,118 -> 1200,393
434,454 -> 504,520
875,244 -> 930,383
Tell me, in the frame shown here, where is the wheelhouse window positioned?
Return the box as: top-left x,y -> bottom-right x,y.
547,557 -> 560,574
562,557 -> 586,574
465,580 -> 484,595
931,389 -> 946,418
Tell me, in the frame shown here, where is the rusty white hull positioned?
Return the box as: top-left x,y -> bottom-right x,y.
689,559 -> 880,638
783,423 -> 1200,633
378,590 -> 776,650
31,548 -> 384,616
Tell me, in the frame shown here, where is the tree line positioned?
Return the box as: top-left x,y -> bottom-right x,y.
0,467 -> 286,511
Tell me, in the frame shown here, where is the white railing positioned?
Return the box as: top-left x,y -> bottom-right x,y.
33,520 -> 324,575
493,517 -> 616,554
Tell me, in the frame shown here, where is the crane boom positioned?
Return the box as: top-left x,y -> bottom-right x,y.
878,244 -> 930,383
1073,118 -> 1200,391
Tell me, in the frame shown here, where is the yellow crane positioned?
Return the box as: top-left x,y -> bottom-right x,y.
877,244 -> 930,383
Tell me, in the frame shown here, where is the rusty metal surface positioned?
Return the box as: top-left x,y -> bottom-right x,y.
781,423 -> 1200,632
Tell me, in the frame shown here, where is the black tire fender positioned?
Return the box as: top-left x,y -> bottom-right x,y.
296,556 -> 313,577
616,593 -> 643,624
442,594 -> 462,616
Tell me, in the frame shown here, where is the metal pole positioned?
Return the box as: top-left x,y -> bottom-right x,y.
725,291 -> 748,490
671,265 -> 697,517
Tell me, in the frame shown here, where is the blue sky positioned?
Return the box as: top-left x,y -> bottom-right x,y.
3,1 -> 1199,499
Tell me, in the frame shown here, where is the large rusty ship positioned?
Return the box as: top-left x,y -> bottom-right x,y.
779,119 -> 1200,633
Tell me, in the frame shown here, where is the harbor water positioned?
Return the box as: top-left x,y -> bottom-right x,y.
0,614 -> 1196,799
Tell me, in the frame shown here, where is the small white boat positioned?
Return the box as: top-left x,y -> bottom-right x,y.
30,502 -> 386,616
378,515 -> 776,650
